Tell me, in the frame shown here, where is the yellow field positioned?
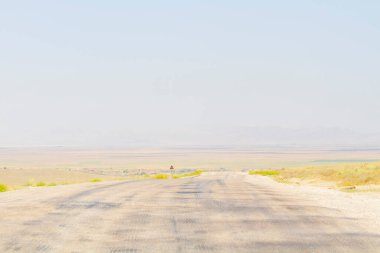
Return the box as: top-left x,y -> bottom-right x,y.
250,162 -> 380,189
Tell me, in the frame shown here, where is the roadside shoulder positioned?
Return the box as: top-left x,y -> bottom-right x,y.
245,174 -> 380,229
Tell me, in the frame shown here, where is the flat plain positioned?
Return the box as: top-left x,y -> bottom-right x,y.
1,147 -> 380,252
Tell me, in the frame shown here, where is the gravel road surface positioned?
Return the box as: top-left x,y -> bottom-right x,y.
1,172 -> 380,253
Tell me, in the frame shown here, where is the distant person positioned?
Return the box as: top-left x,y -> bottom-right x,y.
170,165 -> 174,170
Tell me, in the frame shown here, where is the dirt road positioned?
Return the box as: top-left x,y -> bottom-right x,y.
1,172 -> 380,252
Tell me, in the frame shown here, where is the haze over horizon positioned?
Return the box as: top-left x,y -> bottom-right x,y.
1,1 -> 379,147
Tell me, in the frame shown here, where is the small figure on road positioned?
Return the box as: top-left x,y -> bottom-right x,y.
170,165 -> 174,170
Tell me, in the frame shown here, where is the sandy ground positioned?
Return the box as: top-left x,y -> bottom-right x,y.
245,175 -> 380,229
0,169 -> 117,188
1,172 -> 380,253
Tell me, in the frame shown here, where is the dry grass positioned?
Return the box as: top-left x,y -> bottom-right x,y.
0,168 -> 115,188
249,162 -> 380,188
0,169 -> 133,192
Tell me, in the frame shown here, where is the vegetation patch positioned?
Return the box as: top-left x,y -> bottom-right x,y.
36,181 -> 46,187
0,184 -> 8,192
152,170 -> 205,180
153,174 -> 169,180
250,162 -> 380,190
90,178 -> 102,182
248,170 -> 280,176
172,170 -> 205,179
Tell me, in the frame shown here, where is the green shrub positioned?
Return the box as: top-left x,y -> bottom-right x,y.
153,174 -> 169,180
173,170 -> 205,179
36,182 -> 46,187
249,170 -> 280,176
0,184 -> 8,192
90,179 -> 102,182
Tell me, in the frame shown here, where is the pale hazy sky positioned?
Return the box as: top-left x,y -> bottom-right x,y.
1,1 -> 379,146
